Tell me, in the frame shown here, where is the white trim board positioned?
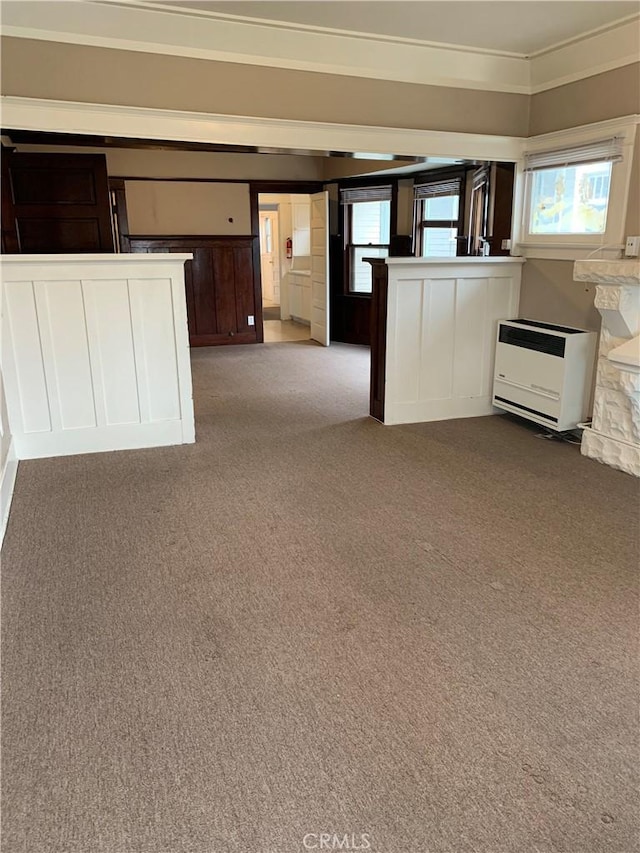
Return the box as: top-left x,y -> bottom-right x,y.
0,97 -> 524,162
512,116 -> 640,262
0,439 -> 18,549
1,1 -> 638,95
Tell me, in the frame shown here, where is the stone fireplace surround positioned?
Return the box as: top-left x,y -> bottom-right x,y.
573,259 -> 640,477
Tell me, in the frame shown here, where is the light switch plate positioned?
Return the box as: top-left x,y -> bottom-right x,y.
248,315 -> 255,326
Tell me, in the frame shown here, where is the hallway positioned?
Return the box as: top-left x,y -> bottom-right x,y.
263,319 -> 311,344
1,342 -> 638,853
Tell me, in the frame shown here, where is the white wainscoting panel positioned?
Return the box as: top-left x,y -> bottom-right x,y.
384,258 -> 523,425
0,366 -> 18,548
1,254 -> 195,460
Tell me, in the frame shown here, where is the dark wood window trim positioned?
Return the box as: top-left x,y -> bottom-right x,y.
340,188 -> 392,297
108,177 -> 130,252
412,169 -> 467,258
468,165 -> 491,256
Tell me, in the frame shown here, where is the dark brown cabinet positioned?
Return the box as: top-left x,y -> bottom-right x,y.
1,151 -> 114,253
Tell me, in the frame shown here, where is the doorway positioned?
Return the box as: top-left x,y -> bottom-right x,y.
259,207 -> 281,321
257,191 -> 330,345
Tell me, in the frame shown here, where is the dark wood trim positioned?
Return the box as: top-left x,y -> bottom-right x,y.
410,165 -> 469,187
412,167 -> 468,257
128,234 -> 256,243
335,175 -> 398,190
1,148 -> 19,253
248,188 -> 264,343
390,180 -> 398,246
366,258 -> 389,422
109,178 -> 130,252
129,235 -> 260,347
2,151 -> 114,253
249,181 -> 324,194
113,176 -> 257,184
486,162 -> 515,256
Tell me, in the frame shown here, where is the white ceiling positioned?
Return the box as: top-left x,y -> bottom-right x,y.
146,1 -> 640,55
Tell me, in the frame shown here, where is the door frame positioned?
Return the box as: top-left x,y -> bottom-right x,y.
258,207 -> 280,306
249,182 -> 324,339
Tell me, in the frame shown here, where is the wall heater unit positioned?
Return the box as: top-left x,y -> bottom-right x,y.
492,319 -> 597,432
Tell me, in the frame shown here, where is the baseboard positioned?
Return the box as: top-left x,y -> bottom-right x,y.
0,439 -> 18,548
13,420 -> 195,461
384,396 -> 495,426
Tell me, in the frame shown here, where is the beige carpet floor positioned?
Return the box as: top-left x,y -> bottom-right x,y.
1,341 -> 638,853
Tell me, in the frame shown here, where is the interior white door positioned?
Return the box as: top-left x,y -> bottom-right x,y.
310,191 -> 330,346
259,211 -> 279,304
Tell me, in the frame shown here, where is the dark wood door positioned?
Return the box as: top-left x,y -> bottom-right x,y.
129,236 -> 262,347
1,151 -> 114,253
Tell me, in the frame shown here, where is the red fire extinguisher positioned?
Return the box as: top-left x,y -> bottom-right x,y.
286,237 -> 293,259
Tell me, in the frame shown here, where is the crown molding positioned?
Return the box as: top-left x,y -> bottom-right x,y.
529,16 -> 640,93
0,0 -> 530,94
524,114 -> 640,149
1,1 -> 637,96
0,96 -> 525,163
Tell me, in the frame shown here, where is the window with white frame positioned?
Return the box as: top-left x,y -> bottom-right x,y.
414,178 -> 463,257
341,186 -> 391,294
518,126 -> 635,259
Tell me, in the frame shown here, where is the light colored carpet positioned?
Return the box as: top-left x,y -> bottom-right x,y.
1,341 -> 638,853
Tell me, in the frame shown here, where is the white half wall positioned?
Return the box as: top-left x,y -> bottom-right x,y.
383,257 -> 523,425
0,365 -> 18,548
1,254 -> 195,461
0,267 -> 18,547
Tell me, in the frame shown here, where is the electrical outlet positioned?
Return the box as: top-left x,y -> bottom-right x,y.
624,236 -> 640,257
501,239 -> 511,251
248,315 -> 255,326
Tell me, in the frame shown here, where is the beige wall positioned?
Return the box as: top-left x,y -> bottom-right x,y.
13,143 -> 324,181
4,35 -> 638,349
625,125 -> 640,236
529,63 -> 640,136
523,65 -> 639,353
0,37 -> 529,137
519,260 -> 601,332
125,181 -> 251,235
518,260 -> 603,411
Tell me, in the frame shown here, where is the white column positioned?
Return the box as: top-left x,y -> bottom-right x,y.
573,259 -> 640,476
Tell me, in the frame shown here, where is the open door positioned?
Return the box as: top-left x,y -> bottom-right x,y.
310,191 -> 330,346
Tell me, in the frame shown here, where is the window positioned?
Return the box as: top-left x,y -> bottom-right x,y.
468,167 -> 490,255
414,178 -> 462,257
341,186 -> 391,294
529,162 -> 612,234
517,132 -> 632,258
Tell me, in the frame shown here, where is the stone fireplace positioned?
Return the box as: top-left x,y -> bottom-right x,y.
573,259 -> 640,477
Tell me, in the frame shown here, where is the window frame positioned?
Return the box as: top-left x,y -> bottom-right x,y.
514,118 -> 637,260
342,191 -> 392,296
412,170 -> 467,259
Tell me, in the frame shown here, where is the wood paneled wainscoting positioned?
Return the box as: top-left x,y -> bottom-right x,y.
129,236 -> 262,347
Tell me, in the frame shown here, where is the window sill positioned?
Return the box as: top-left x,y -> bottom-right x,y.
516,242 -> 624,261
